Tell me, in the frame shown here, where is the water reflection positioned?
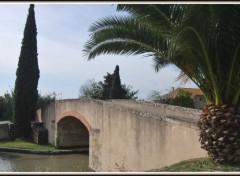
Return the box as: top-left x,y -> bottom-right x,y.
0,152 -> 90,172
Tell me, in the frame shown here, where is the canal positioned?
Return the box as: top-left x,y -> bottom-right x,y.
0,152 -> 91,172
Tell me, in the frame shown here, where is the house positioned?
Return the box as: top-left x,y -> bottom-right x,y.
162,87 -> 206,110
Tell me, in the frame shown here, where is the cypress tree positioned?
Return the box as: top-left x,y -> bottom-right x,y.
110,65 -> 123,99
13,4 -> 40,138
102,72 -> 112,99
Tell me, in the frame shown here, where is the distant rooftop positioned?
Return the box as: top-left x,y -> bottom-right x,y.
162,87 -> 204,99
180,88 -> 204,96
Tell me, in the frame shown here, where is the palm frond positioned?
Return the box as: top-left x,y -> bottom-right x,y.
83,4 -> 240,106
175,71 -> 191,85
83,16 -> 170,60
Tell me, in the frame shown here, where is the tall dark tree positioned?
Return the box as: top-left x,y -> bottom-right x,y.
13,4 -> 40,138
102,72 -> 113,99
79,66 -> 138,100
110,65 -> 123,99
84,5 -> 240,163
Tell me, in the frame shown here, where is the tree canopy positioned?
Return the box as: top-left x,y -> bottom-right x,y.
79,65 -> 138,100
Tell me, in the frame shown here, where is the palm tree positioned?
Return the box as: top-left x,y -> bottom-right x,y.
83,4 -> 240,163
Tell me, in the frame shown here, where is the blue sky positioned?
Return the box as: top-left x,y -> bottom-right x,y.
0,3 -> 197,100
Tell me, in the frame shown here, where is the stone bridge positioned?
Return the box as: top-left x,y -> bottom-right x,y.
36,99 -> 207,172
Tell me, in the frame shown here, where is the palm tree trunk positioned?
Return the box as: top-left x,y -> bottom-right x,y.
198,104 -> 240,163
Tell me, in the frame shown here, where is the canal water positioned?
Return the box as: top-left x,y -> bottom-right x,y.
0,152 -> 91,172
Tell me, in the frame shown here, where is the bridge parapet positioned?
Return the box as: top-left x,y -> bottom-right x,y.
105,100 -> 199,130
38,98 -> 206,172
108,99 -> 201,121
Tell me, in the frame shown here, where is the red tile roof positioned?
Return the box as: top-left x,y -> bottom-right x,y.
181,88 -> 204,96
162,87 -> 204,99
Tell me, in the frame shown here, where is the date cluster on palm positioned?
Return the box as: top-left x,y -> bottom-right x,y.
198,104 -> 240,163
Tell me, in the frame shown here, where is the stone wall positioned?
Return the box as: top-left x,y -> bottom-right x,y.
193,95 -> 206,110
99,100 -> 206,171
108,99 -> 201,122
31,122 -> 48,145
0,121 -> 10,140
37,102 -> 56,145
57,116 -> 89,147
38,99 -> 207,172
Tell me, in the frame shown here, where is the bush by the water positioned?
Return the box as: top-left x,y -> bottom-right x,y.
148,157 -> 240,172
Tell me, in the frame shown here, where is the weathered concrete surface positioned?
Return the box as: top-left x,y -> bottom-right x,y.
108,99 -> 201,122
38,99 -> 207,172
57,116 -> 89,147
0,121 -> 10,140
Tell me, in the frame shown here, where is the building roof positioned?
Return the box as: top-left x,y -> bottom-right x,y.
181,88 -> 204,96
162,87 -> 204,99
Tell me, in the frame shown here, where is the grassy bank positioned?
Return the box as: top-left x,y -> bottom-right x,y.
0,139 -> 56,151
148,157 -> 240,172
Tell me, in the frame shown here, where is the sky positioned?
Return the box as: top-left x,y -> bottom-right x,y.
0,3 -> 198,100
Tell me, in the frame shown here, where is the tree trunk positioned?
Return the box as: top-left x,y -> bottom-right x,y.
198,104 -> 240,163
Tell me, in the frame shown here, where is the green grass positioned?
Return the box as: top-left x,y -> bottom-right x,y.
0,138 -> 56,151
148,157 -> 240,172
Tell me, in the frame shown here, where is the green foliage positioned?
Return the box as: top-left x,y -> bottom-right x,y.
121,84 -> 138,100
164,89 -> 195,108
83,4 -> 240,106
101,73 -> 113,100
0,97 -> 6,120
79,79 -> 103,99
177,89 -> 192,97
37,92 -> 56,109
148,90 -> 195,108
161,96 -> 195,109
0,90 -> 56,122
13,4 -> 40,138
79,66 -> 138,100
0,91 -> 14,121
110,65 -> 123,99
0,139 -> 56,151
79,79 -> 138,100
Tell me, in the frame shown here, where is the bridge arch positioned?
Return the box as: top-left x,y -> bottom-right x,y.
56,111 -> 91,148
56,111 -> 91,131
